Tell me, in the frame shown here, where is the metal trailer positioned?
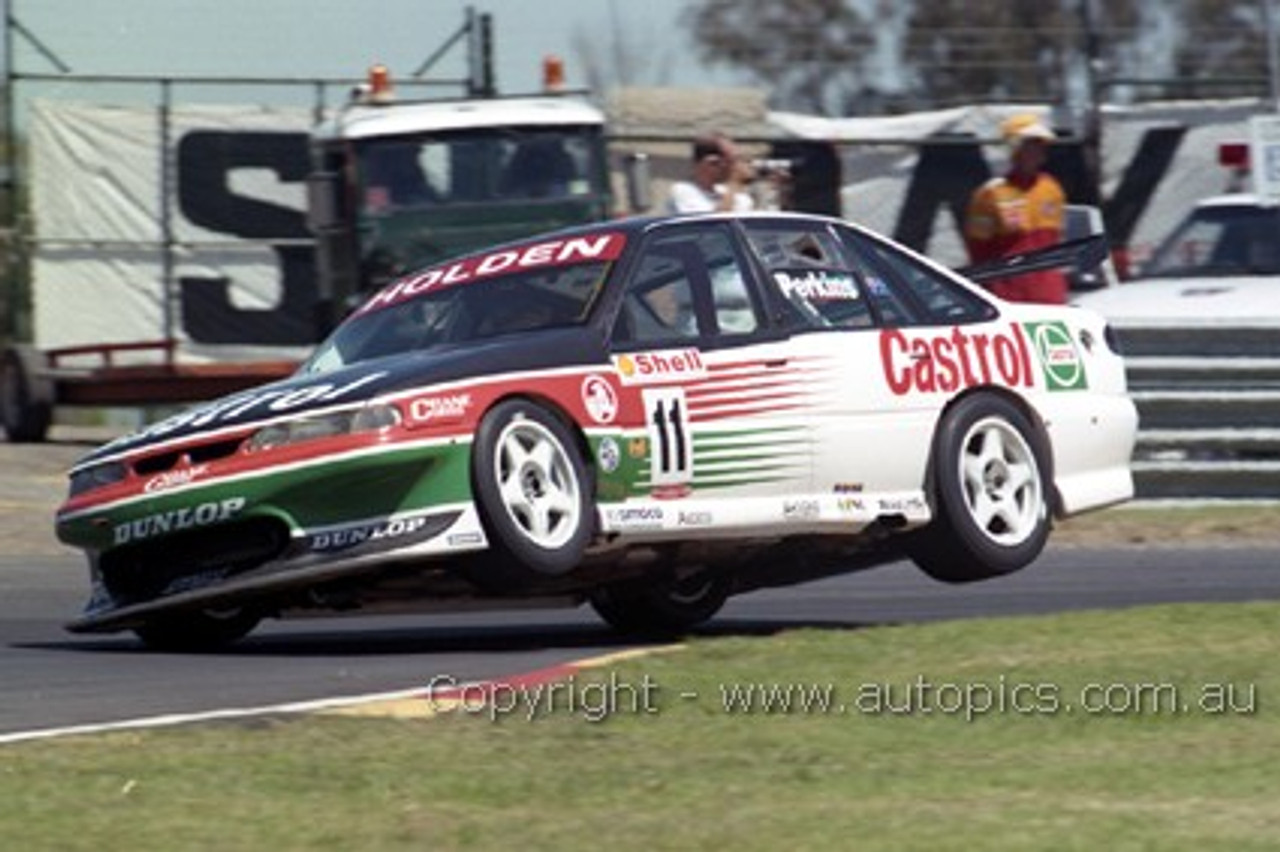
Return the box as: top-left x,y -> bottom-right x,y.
0,340 -> 296,442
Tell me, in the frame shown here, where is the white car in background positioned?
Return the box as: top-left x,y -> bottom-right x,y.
1073,194 -> 1280,326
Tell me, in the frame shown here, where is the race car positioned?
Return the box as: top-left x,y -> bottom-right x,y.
55,212 -> 1137,649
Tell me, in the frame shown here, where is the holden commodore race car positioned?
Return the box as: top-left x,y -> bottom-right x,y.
55,212 -> 1137,650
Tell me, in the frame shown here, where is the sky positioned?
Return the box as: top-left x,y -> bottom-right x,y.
7,0 -> 735,103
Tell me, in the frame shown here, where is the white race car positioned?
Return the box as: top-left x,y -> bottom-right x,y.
56,212 -> 1137,649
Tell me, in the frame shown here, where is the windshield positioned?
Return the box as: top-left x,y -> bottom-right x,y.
303,260 -> 610,374
352,126 -> 610,289
357,126 -> 604,213
1141,204 -> 1280,278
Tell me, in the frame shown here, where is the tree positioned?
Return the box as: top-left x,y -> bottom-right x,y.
683,0 -> 1272,114
682,0 -> 915,115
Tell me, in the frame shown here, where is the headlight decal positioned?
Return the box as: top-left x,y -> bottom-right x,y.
245,402 -> 402,453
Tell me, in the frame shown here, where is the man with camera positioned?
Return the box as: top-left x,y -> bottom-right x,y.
667,132 -> 758,214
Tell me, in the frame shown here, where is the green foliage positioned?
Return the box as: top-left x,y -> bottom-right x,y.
683,0 -> 1273,114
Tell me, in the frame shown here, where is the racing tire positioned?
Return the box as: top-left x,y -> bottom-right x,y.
470,399 -> 593,585
133,607 -> 261,652
906,394 -> 1051,584
590,573 -> 731,637
1,347 -> 53,443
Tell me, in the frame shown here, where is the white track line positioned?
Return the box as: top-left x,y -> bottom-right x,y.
0,686 -> 434,746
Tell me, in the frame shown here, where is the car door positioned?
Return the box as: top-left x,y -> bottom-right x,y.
603,221 -> 814,530
737,218 -> 917,507
740,218 -> 1000,513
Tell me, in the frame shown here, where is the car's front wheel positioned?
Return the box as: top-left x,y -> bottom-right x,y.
470,399 -> 593,586
133,607 -> 261,652
590,572 -> 731,637
907,393 -> 1051,583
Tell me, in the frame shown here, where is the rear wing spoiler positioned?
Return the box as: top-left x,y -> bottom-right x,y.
955,234 -> 1112,289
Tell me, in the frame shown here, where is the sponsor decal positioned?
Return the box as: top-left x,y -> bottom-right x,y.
651,484 -> 692,500
606,505 -> 666,530
113,497 -> 246,545
581,375 -> 619,424
774,270 -> 860,301
877,495 -> 928,513
628,437 -> 648,459
597,436 -> 621,473
447,531 -> 485,547
357,233 -> 626,315
310,516 -> 430,552
879,323 -> 1034,395
614,349 -> 707,385
143,464 -> 210,493
880,321 -> 1090,395
408,392 -> 473,424
836,496 -> 866,514
783,499 -> 821,521
677,509 -> 713,527
1025,321 -> 1087,390
112,371 -> 389,447
832,482 -> 864,494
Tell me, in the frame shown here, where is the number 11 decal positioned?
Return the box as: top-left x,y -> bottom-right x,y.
643,387 -> 692,487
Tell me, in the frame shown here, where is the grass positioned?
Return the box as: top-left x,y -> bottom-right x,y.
4,601 -> 1280,850
1053,502 -> 1280,547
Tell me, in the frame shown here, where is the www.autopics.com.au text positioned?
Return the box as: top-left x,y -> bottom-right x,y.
423,673 -> 1258,724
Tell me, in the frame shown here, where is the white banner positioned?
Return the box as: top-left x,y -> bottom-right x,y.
28,96 -> 1275,364
30,99 -> 315,363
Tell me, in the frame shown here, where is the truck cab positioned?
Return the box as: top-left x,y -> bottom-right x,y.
308,79 -> 612,329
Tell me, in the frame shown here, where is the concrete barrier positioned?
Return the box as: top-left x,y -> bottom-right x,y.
1116,326 -> 1280,499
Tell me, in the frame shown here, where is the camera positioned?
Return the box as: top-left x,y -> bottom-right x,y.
750,158 -> 795,178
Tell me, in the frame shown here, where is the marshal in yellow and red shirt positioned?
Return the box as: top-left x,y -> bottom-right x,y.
963,172 -> 1067,304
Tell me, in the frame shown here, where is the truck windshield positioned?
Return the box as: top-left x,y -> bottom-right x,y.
1141,204 -> 1280,278
302,260 -> 610,373
357,127 -> 603,212
353,126 -> 610,290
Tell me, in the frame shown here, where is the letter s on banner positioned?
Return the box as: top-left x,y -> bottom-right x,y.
177,130 -> 317,346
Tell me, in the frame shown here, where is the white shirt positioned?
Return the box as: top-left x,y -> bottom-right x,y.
667,180 -> 755,214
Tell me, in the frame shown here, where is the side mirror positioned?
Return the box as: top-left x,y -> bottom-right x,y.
306,171 -> 343,233
622,152 -> 651,214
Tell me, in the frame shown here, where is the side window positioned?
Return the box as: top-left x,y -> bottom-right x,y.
617,251 -> 699,344
743,223 -> 873,330
614,225 -> 759,345
843,228 -> 996,325
708,257 -> 758,335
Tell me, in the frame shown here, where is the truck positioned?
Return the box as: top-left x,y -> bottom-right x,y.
306,61 -> 616,329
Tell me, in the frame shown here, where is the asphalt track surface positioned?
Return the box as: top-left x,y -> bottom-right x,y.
4,545 -> 1280,739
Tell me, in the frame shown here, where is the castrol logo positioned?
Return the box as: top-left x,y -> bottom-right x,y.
1026,321 -> 1086,390
879,322 -> 1035,395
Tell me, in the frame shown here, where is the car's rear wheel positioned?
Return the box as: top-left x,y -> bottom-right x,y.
907,394 -> 1051,583
590,572 -> 731,637
470,399 -> 592,586
133,607 -> 261,652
